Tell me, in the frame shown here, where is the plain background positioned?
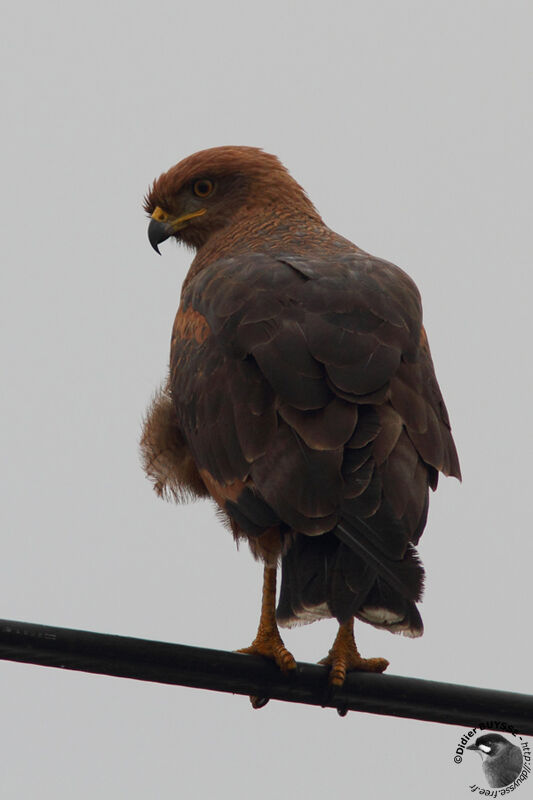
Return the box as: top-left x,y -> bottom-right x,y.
2,1 -> 531,797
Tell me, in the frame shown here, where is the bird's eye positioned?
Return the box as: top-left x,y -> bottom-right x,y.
193,179 -> 214,198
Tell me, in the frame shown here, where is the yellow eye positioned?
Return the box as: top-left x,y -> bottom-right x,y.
193,179 -> 214,198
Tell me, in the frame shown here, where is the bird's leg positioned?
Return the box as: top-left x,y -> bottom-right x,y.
237,565 -> 297,673
319,617 -> 389,686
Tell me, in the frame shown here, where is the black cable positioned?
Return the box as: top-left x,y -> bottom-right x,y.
0,619 -> 531,733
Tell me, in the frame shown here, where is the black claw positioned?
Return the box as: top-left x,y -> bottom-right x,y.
250,695 -> 270,710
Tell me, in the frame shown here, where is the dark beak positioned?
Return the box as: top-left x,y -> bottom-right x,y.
466,745 -> 478,751
148,218 -> 174,254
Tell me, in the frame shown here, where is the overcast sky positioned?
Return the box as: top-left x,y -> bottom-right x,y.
2,2 -> 532,798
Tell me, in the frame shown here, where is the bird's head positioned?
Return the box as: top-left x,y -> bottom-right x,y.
467,734 -> 516,761
143,146 -> 319,253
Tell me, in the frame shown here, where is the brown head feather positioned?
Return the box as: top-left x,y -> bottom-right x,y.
143,146 -> 321,252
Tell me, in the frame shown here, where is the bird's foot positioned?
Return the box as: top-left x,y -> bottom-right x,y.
236,566 -> 297,709
237,630 -> 297,674
319,650 -> 389,686
319,619 -> 388,686
237,628 -> 297,710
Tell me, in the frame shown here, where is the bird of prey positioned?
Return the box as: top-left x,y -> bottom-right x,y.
467,734 -> 524,788
141,146 -> 460,691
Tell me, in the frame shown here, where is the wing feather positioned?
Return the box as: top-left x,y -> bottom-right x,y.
168,250 -> 460,629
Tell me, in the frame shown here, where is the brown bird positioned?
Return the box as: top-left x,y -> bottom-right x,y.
140,146 -> 460,694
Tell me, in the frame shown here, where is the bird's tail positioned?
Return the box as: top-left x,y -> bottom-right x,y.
276,525 -> 424,637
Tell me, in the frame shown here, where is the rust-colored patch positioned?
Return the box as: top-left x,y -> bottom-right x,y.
200,470 -> 288,564
419,325 -> 430,353
247,527 -> 286,565
199,470 -> 247,508
173,305 -> 211,345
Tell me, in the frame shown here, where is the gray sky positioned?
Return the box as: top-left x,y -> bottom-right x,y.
2,1 -> 532,797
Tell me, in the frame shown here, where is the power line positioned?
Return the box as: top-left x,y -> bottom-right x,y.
1,618 -> 531,733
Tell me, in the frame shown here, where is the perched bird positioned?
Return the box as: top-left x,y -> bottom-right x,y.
140,146 -> 460,691
467,734 -> 524,788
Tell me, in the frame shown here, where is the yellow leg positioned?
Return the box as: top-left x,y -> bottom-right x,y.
237,565 -> 297,673
319,617 -> 389,686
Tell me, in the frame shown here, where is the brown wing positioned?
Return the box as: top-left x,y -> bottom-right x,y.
170,252 -> 460,633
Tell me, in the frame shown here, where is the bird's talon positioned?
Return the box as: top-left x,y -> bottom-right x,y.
319,619 -> 389,686
250,696 -> 270,710
237,638 -> 297,674
322,654 -> 389,686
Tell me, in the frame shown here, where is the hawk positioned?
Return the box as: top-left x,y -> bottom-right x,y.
141,146 -> 460,691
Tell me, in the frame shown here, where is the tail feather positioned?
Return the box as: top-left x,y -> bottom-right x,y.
335,521 -> 424,602
358,583 -> 424,637
277,532 -> 337,627
277,521 -> 425,637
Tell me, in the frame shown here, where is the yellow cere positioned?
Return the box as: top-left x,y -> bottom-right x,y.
151,206 -> 169,222
151,206 -> 206,228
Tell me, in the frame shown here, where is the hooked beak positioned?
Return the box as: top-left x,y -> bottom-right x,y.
147,206 -> 206,254
148,219 -> 174,255
148,218 -> 173,254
